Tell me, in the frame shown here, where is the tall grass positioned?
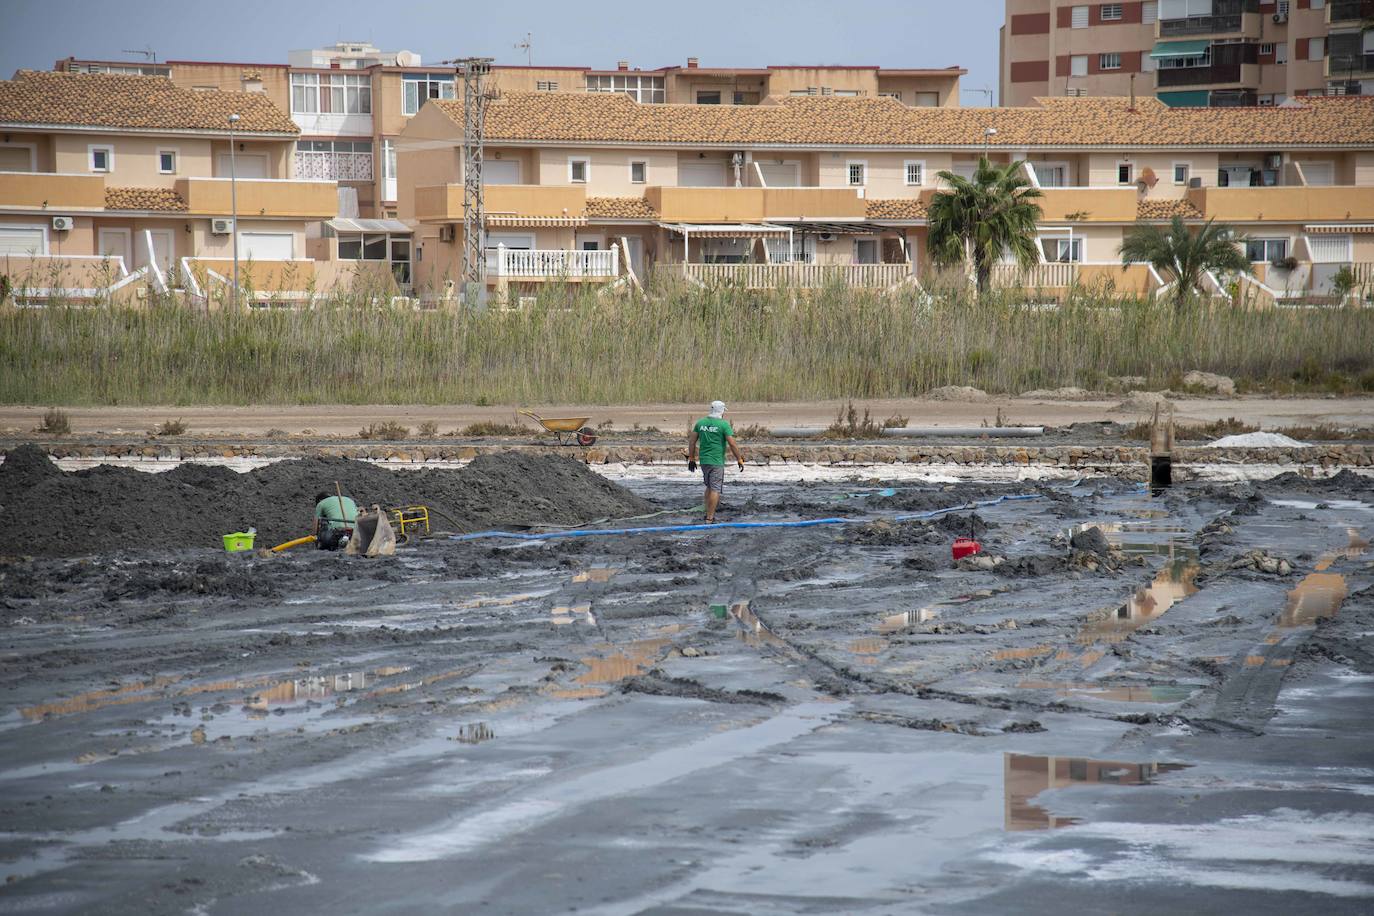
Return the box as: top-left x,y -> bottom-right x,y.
1,282 -> 1371,406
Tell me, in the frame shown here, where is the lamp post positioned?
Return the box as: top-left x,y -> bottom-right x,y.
227,113 -> 241,306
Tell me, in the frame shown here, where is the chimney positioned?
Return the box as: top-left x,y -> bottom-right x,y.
1129,73 -> 1136,111
240,71 -> 265,93
686,57 -> 699,69
617,60 -> 629,71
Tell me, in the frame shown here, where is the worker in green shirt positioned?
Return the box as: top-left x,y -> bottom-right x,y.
314,491 -> 358,551
687,400 -> 745,524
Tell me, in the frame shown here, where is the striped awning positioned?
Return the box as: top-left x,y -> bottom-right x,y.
486,214 -> 587,227
1305,224 -> 1374,234
658,222 -> 790,238
1150,40 -> 1211,59
325,218 -> 411,233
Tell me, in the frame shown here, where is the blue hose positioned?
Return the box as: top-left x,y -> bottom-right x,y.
450,492 -> 1044,543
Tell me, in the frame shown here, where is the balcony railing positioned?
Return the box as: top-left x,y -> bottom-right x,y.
1328,53 -> 1374,76
489,247 -> 619,279
681,262 -> 909,289
1329,0 -> 1374,23
1157,63 -> 1243,86
1159,14 -> 1243,35
991,262 -> 1079,289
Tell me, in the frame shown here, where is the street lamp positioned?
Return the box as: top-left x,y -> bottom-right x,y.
227,113 -> 241,306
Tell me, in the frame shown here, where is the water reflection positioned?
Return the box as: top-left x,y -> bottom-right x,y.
1278,528 -> 1368,629
1017,681 -> 1197,704
1004,753 -> 1190,831
1079,557 -> 1200,644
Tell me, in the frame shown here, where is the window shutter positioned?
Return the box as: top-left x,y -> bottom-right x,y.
1295,38 -> 1309,60
1071,5 -> 1089,27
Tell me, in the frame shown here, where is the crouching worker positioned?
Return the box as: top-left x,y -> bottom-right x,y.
314,491 -> 358,551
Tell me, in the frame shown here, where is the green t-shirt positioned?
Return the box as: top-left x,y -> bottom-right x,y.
315,495 -> 358,531
693,417 -> 734,466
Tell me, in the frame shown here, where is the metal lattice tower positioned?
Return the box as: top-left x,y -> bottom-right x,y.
456,57 -> 495,307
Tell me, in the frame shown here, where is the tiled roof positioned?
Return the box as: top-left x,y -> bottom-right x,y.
1136,198 -> 1204,220
104,187 -> 188,212
585,196 -> 659,219
867,198 -> 928,220
0,70 -> 297,134
434,92 -> 1374,148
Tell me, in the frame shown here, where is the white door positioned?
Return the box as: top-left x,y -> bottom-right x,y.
1307,234 -> 1352,263
854,239 -> 879,265
758,162 -> 800,187
679,161 -> 727,187
217,153 -> 269,178
622,236 -> 644,278
0,225 -> 45,255
138,229 -> 174,273
238,232 -> 294,260
1303,162 -> 1335,186
485,232 -> 534,272
483,159 -> 521,185
98,228 -> 132,269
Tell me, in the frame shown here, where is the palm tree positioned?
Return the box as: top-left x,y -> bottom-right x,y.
928,157 -> 1044,298
1119,216 -> 1252,310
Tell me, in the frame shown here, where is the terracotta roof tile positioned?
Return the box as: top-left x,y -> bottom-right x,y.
867,198 -> 928,220
435,92 -> 1374,148
104,187 -> 188,212
585,196 -> 658,219
1136,198 -> 1204,220
0,70 -> 296,134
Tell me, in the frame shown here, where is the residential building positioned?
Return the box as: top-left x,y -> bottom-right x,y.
397,90 -> 1374,304
0,69 -> 342,303
1001,0 -> 1374,108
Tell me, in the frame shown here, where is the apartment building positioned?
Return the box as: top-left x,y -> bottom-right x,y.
397,90 -> 1374,303
0,70 -> 341,303
1002,0 -> 1374,108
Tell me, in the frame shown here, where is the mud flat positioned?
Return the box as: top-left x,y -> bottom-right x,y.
1,453 -> 1372,913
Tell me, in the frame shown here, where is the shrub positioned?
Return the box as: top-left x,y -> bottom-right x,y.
38,408 -> 71,435
155,418 -> 187,436
417,420 -> 439,437
458,421 -> 526,437
824,400 -> 908,439
358,421 -> 408,441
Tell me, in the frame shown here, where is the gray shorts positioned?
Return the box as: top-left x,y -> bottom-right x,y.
701,464 -> 724,493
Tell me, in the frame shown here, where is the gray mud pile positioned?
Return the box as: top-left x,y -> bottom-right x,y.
0,445 -> 651,557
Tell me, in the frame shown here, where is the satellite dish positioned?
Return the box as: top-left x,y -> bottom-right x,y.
394,50 -> 419,67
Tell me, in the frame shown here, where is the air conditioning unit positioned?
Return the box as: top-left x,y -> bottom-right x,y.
438,224 -> 456,242
51,216 -> 73,231
1272,13 -> 1287,23
1265,153 -> 1283,170
1188,176 -> 1202,188
210,217 -> 233,234
817,232 -> 838,242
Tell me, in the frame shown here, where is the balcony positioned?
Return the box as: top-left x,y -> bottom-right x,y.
681,262 -> 909,289
1036,188 -> 1139,222
1159,14 -> 1243,35
646,186 -> 867,223
1157,63 -> 1243,86
176,178 -> 338,219
0,172 -> 106,211
1328,53 -> 1374,77
488,247 -> 619,280
412,184 -> 587,222
1186,185 -> 1374,221
1329,0 -> 1374,24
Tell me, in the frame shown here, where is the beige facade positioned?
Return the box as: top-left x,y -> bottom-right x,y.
1001,0 -> 1370,108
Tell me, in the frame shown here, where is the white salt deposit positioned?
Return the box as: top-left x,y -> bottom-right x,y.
1207,432 -> 1310,448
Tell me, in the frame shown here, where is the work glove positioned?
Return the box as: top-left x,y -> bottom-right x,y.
687,460 -> 697,472
737,459 -> 745,472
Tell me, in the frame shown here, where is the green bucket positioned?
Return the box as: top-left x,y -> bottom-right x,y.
709,603 -> 728,620
222,531 -> 256,552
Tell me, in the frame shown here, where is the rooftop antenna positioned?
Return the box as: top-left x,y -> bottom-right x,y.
121,46 -> 158,63
967,86 -> 994,107
514,33 -> 532,66
441,57 -> 498,308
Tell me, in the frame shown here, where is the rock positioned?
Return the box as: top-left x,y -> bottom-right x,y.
1069,526 -> 1111,556
926,386 -> 989,403
681,646 -> 702,658
1114,390 -> 1174,412
1182,370 -> 1236,396
1017,387 -> 1091,400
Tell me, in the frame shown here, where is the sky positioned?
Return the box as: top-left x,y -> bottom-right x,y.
0,0 -> 1005,104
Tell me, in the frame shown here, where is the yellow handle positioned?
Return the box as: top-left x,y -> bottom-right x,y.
271,535 -> 317,552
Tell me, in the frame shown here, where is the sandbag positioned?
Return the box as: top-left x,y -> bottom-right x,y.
345,504 -> 396,557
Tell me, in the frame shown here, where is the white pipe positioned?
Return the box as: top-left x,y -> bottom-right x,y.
882,426 -> 1044,438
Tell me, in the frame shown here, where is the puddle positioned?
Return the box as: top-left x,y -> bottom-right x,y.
876,607 -> 942,633
994,645 -> 1053,661
572,567 -> 619,583
1278,528 -> 1368,629
730,601 -> 790,651
848,638 -> 888,665
1004,752 -> 1191,831
574,638 -> 671,685
1079,557 -> 1200,644
1017,681 -> 1197,704
452,722 -> 495,744
551,602 -> 595,626
1070,521 -> 1197,560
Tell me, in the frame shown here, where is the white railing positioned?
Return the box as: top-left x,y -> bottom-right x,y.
681,262 -> 910,289
990,262 -> 1078,288
489,247 -> 619,279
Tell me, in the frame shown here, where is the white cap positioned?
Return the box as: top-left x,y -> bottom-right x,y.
709,400 -> 726,418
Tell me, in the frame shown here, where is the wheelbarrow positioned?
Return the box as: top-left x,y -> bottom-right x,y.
518,409 -> 598,446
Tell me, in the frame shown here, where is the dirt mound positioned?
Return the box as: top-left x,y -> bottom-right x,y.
0,449 -> 652,558
1069,526 -> 1111,555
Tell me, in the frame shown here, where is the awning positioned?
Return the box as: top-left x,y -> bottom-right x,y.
1158,90 -> 1211,107
1306,224 -> 1374,234
771,221 -> 893,235
1150,40 -> 1211,59
325,218 -> 411,233
486,214 -> 586,227
658,222 -> 791,238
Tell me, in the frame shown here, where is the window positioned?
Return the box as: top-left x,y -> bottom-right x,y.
1101,4 -> 1123,20
1100,53 -> 1122,70
913,91 -> 940,106
1257,93 -> 1277,106
1118,162 -> 1134,184
402,73 -> 455,116
1278,0 -> 1290,15
536,80 -> 559,91
1071,55 -> 1089,76
630,160 -> 647,183
291,73 -> 372,115
382,139 -> 397,199
879,91 -> 902,101
586,74 -> 665,103
1245,238 -> 1289,262
733,91 -> 760,104
1173,162 -> 1190,185
696,91 -> 721,104
833,89 -> 860,97
294,140 -> 374,181
1071,5 -> 1089,27
1065,86 -> 1088,96
1042,237 -> 1083,262
1260,43 -> 1275,56
1142,1 -> 1157,23
847,161 -> 867,186
569,157 -> 589,183
1308,37 -> 1324,61
790,87 -> 820,96
158,149 -> 177,174
1036,163 -> 1069,187
765,235 -> 816,263
1276,42 -> 1288,64
89,145 -> 112,172
334,231 -> 411,285
904,160 -> 925,186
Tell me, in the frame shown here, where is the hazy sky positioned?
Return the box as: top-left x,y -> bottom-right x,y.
0,0 -> 1004,104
